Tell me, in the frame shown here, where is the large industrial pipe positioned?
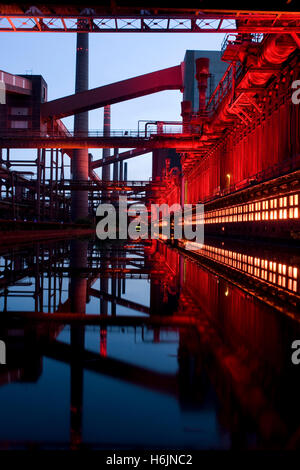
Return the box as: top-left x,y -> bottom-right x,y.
206,34 -> 298,132
71,32 -> 89,221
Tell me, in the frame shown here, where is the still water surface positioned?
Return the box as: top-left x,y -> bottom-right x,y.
0,237 -> 299,450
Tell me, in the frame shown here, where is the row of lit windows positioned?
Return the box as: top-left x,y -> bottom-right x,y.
196,244 -> 298,293
201,193 -> 299,224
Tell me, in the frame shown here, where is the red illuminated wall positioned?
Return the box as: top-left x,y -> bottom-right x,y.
184,56 -> 300,204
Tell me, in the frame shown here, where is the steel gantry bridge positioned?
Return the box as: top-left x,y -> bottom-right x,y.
0,5 -> 300,34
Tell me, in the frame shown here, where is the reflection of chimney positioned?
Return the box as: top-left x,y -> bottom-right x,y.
69,239 -> 88,449
195,58 -> 209,114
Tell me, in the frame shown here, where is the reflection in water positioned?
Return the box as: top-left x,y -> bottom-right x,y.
0,237 -> 299,450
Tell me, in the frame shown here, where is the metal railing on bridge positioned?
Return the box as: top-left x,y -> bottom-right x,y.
0,127 -> 184,139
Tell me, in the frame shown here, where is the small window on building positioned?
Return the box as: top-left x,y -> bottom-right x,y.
11,107 -> 29,116
11,120 -> 28,129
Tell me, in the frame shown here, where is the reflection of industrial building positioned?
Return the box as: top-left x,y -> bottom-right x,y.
0,237 -> 300,448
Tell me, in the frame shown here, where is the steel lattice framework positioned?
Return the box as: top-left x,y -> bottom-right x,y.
0,12 -> 300,33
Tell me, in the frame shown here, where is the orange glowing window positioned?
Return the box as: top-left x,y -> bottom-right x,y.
293,267 -> 298,279
290,195 -> 294,206
282,265 -> 287,275
295,195 -> 299,206
294,208 -> 299,218
293,281 -> 297,292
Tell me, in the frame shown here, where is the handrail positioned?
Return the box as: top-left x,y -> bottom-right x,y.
200,155 -> 300,205
0,127 -> 184,139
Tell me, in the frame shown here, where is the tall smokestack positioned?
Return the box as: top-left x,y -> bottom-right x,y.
71,31 -> 89,221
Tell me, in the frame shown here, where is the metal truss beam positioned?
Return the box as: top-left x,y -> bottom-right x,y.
0,12 -> 300,33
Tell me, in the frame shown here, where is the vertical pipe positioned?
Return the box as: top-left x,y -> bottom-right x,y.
102,105 -> 111,204
36,148 -> 41,222
111,276 -> 117,316
55,149 -> 59,220
113,148 -> 119,181
124,162 -> 128,182
42,149 -> 46,221
119,161 -> 123,181
50,149 -> 53,220
195,58 -> 210,114
71,32 -> 89,222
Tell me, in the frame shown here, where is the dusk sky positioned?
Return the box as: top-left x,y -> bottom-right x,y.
1,32 -> 225,179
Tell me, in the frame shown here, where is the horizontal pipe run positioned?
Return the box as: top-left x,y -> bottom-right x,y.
0,136 -> 202,150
